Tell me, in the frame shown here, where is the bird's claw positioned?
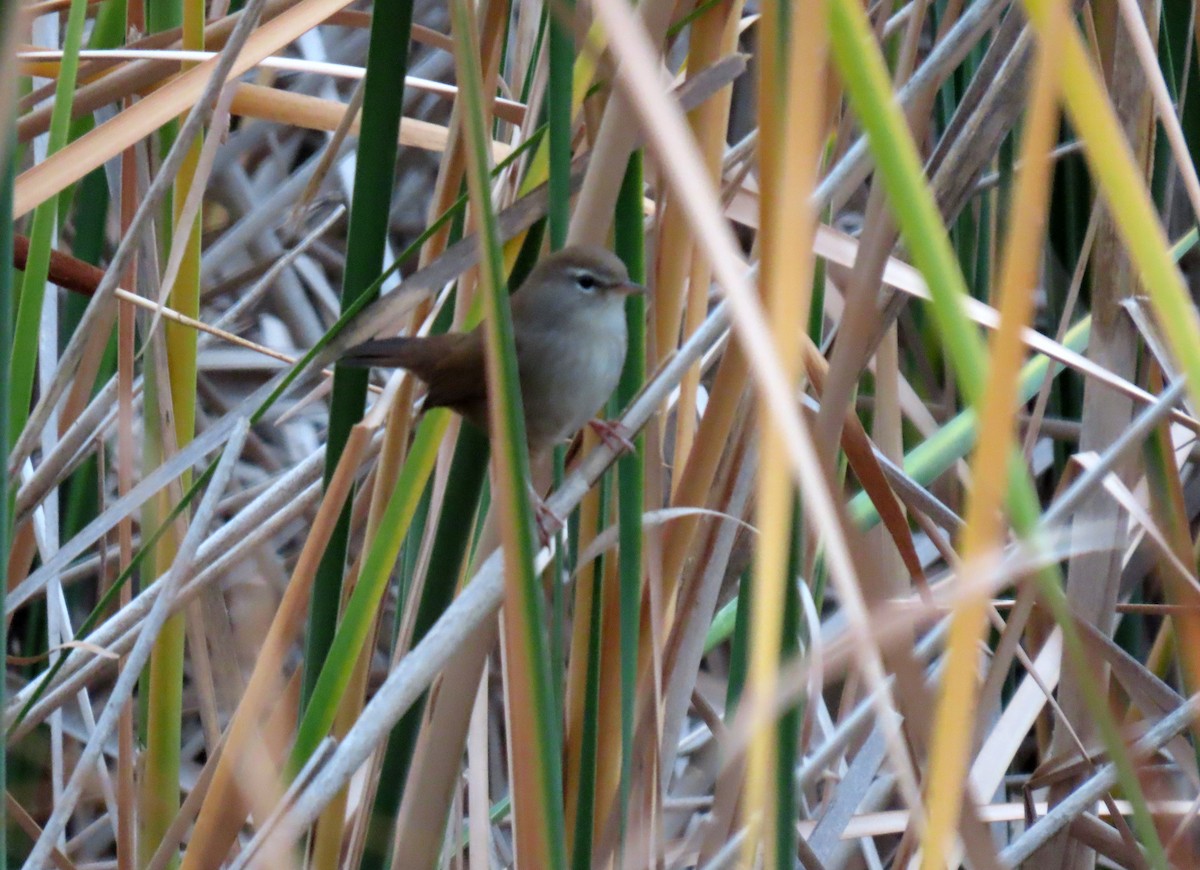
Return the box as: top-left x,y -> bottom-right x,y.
589,419 -> 636,454
534,499 -> 565,544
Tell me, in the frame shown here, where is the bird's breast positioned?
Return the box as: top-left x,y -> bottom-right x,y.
518,310 -> 628,450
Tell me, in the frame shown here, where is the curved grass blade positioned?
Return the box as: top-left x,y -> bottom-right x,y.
449,0 -> 566,860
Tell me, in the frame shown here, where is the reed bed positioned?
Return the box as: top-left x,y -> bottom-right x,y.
5,0 -> 1200,866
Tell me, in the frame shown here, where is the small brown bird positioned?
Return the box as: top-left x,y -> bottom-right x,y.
341,244 -> 644,453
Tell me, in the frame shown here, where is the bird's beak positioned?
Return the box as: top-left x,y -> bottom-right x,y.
615,281 -> 646,296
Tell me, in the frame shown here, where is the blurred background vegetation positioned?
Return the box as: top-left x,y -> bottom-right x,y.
5,0 -> 1200,865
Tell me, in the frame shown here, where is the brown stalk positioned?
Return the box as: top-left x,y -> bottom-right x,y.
672,0 -> 745,491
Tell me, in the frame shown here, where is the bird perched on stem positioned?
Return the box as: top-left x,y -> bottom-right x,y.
341,244 -> 643,456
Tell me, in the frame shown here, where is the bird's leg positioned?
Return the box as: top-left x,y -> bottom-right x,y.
588,418 -> 636,454
534,499 -> 565,545
526,480 -> 565,545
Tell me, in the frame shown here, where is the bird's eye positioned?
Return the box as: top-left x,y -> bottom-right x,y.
575,273 -> 598,292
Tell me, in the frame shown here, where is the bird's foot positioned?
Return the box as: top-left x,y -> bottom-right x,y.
588,418 -> 636,454
534,497 -> 565,545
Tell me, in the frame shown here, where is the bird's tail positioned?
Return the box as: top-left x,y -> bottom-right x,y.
339,337 -> 423,369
